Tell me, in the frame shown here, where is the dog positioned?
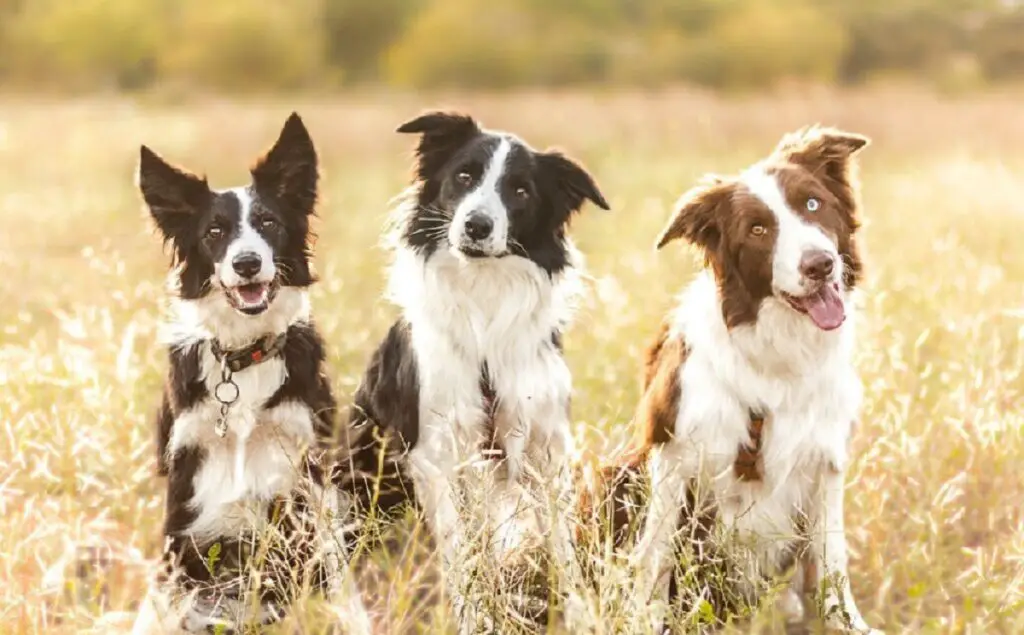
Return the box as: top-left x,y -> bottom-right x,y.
131,113 -> 370,634
345,111 -> 608,628
610,126 -> 880,633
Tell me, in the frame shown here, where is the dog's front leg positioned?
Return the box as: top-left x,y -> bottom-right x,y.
630,442 -> 693,631
810,468 -> 881,634
406,444 -> 478,631
313,484 -> 374,635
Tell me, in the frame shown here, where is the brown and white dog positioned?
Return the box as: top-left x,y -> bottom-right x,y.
619,127 -> 881,633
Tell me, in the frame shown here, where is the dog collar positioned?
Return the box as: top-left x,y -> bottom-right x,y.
734,409 -> 767,481
210,332 -> 288,373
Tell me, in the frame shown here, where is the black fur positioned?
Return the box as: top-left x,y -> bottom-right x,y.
343,321 -> 420,523
397,110 -> 609,276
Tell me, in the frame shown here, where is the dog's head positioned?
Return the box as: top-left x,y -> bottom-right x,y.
397,111 -> 609,273
656,126 -> 869,331
138,113 -> 318,316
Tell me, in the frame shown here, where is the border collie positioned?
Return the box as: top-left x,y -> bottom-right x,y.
131,114 -> 370,634
612,126 -> 880,633
346,111 -> 608,627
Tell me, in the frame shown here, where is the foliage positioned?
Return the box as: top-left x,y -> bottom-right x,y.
0,0 -> 1021,92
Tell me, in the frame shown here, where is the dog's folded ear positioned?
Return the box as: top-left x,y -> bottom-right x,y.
538,151 -> 610,216
655,176 -> 732,251
397,111 -> 480,182
137,146 -> 211,242
773,126 -> 869,190
251,112 -> 319,215
396,111 -> 479,138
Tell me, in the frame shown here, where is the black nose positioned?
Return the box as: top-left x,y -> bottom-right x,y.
464,213 -> 493,241
799,250 -> 835,282
232,252 -> 262,278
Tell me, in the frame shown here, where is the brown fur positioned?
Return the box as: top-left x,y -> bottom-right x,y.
637,321 -> 688,448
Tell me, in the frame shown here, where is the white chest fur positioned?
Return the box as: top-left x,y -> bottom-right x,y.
671,274 -> 862,570
391,248 -> 579,474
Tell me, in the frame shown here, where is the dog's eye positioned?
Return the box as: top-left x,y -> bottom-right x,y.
514,186 -> 530,200
456,172 -> 474,186
206,225 -> 224,239
806,197 -> 821,212
750,224 -> 767,237
260,218 -> 277,230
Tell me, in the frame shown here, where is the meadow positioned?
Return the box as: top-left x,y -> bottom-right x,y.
0,86 -> 1022,633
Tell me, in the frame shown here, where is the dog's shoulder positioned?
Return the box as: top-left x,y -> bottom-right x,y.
266,320 -> 336,437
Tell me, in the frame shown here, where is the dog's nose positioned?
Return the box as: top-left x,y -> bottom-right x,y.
799,250 -> 835,282
232,252 -> 262,278
464,213 -> 493,241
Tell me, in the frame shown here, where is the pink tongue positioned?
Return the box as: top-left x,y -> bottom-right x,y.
802,284 -> 845,331
238,285 -> 266,304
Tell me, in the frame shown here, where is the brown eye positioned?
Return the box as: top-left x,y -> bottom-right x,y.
515,186 -> 529,200
207,225 -> 224,239
751,224 -> 767,237
456,171 -> 473,186
260,217 -> 277,230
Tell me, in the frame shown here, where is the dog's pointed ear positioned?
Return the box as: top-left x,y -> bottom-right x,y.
774,126 -> 869,186
538,151 -> 610,217
137,145 -> 211,242
251,112 -> 319,215
397,111 -> 480,181
655,176 -> 732,251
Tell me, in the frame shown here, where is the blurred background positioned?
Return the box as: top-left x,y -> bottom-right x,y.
0,0 -> 1022,94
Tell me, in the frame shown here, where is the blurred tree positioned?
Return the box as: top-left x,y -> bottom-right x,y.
159,0 -> 325,91
828,0 -> 1002,82
3,0 -> 162,89
975,7 -> 1024,80
687,0 -> 850,89
384,0 -> 609,88
322,0 -> 424,82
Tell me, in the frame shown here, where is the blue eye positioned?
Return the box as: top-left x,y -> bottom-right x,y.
806,197 -> 821,212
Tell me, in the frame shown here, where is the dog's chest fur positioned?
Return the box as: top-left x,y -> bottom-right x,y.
392,248 -> 577,469
161,293 -> 322,544
671,274 -> 862,567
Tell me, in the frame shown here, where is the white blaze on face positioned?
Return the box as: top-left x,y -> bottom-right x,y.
739,165 -> 840,297
216,187 -> 276,312
448,137 -> 512,256
217,187 -> 276,288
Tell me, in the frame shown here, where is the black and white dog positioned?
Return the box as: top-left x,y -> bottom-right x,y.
347,111 -> 609,627
132,114 -> 370,634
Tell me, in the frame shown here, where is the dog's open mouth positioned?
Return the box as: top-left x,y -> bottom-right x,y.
782,282 -> 845,331
225,282 -> 275,315
457,245 -> 489,258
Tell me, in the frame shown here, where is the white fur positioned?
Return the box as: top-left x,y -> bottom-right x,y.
448,137 -> 512,256
388,235 -> 584,621
218,186 -> 276,288
741,165 -> 842,295
632,169 -> 878,633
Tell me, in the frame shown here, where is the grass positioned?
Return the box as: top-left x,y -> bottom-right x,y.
0,85 -> 1022,634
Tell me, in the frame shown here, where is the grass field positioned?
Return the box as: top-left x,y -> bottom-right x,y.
1,86 -> 1022,634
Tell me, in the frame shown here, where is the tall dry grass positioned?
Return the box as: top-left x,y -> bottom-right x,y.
0,86 -> 1022,633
